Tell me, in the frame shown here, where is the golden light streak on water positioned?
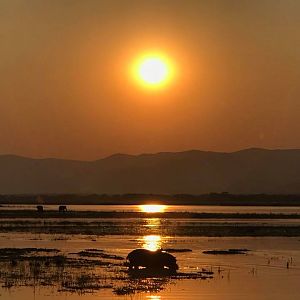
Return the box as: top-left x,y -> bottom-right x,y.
146,296 -> 161,300
142,235 -> 162,251
144,218 -> 161,228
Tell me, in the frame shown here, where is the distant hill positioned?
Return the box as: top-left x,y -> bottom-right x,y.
0,148 -> 299,194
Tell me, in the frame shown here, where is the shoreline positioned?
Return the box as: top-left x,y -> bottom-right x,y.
1,210 -> 300,219
2,193 -> 300,206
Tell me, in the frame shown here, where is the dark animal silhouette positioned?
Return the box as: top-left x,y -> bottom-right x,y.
59,205 -> 67,212
127,249 -> 178,271
36,205 -> 43,213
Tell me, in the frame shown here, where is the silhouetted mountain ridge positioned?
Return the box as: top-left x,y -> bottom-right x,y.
0,148 -> 299,194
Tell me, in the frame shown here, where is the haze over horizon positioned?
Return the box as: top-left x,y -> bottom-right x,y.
1,0 -> 300,160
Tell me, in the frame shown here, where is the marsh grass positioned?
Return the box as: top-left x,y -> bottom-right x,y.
0,248 -> 119,293
0,247 -> 214,295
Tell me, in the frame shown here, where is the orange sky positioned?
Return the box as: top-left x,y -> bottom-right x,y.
0,0 -> 299,160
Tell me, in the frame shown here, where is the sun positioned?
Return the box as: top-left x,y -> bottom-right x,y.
139,57 -> 168,84
132,53 -> 173,89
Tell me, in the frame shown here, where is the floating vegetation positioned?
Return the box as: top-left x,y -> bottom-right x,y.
163,248 -> 192,253
84,248 -> 104,252
76,249 -> 124,260
0,247 -> 60,258
203,248 -> 250,255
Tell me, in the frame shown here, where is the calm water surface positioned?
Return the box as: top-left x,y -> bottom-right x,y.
0,233 -> 299,300
1,204 -> 300,299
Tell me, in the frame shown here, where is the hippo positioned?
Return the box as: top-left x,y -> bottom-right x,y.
127,249 -> 178,271
59,205 -> 67,212
36,205 -> 44,213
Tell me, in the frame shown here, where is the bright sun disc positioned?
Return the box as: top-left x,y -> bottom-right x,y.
133,54 -> 173,89
139,58 -> 168,84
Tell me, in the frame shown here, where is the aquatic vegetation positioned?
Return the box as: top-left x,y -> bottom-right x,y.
0,247 -> 214,295
61,273 -> 113,293
77,249 -> 124,260
203,249 -> 250,255
0,248 -> 60,258
163,248 -> 192,253
0,250 -> 116,293
113,277 -> 169,295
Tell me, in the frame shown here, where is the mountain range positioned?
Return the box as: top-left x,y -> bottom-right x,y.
0,148 -> 299,194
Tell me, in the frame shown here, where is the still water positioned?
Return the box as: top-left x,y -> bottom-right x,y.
0,233 -> 299,300
1,205 -> 300,299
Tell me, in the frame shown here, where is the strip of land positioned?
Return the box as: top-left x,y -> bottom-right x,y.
0,210 -> 300,219
2,193 -> 300,206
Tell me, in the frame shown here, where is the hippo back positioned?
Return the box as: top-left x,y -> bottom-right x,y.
127,249 -> 154,267
127,249 -> 178,270
161,252 -> 178,269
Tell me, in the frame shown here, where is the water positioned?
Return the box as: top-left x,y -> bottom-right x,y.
1,205 -> 300,299
0,233 -> 299,300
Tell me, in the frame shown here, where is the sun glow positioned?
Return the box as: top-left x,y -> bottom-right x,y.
132,53 -> 174,89
146,296 -> 161,300
139,204 -> 167,213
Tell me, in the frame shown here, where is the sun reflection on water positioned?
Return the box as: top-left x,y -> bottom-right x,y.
139,204 -> 167,213
146,296 -> 161,300
143,235 -> 162,251
144,218 -> 161,228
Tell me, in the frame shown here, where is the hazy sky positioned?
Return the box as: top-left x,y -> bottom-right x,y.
1,0 -> 299,160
